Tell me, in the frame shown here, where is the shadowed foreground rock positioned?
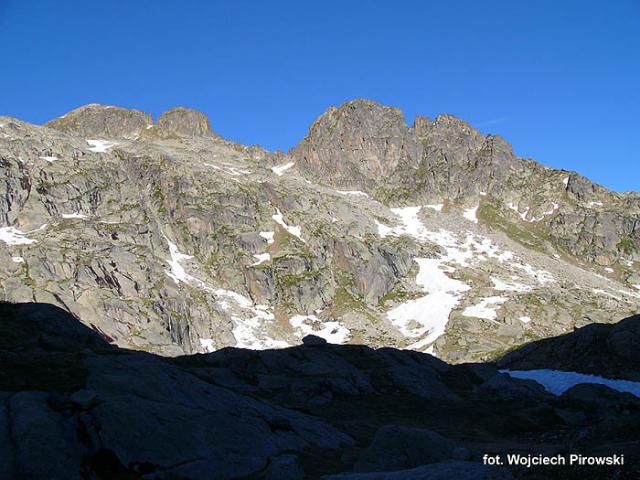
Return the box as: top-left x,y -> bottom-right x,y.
1,302 -> 640,479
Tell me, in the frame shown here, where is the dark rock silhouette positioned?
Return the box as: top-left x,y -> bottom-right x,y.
498,314 -> 640,381
1,302 -> 640,479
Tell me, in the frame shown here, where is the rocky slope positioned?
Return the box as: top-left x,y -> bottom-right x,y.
1,301 -> 639,479
0,100 -> 639,362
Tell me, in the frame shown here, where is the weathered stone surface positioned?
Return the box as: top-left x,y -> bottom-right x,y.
157,106 -> 217,137
45,104 -> 152,139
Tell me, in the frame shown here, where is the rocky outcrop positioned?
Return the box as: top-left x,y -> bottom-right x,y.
498,314 -> 640,381
289,99 -> 420,189
157,106 -> 217,137
45,104 -> 152,139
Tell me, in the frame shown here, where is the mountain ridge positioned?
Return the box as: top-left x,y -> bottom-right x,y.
1,99 -> 638,363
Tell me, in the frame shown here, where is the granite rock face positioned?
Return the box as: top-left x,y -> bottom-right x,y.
157,106 -> 217,137
45,104 -> 153,139
1,99 -> 639,363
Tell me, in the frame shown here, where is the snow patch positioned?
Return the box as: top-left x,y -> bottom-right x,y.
252,253 -> 270,266
562,176 -> 569,188
271,162 -> 295,176
519,316 -> 531,323
11,256 -> 24,263
463,205 -> 479,223
289,315 -> 350,344
86,139 -> 116,153
462,296 -> 508,320
0,227 -> 37,246
502,369 -> 640,398
199,339 -> 215,353
62,212 -> 88,219
425,204 -> 444,211
387,257 -> 470,350
337,190 -> 369,197
273,209 -> 304,241
259,231 -> 275,244
39,155 -> 58,163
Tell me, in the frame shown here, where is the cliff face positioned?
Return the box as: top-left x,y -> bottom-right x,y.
0,100 -> 638,363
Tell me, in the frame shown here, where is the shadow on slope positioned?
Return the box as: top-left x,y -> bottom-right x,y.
1,302 -> 640,479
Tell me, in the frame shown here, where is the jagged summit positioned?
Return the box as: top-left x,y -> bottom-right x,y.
46,104 -> 216,140
1,98 -> 639,366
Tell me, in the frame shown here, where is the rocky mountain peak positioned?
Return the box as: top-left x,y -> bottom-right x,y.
157,107 -> 217,138
289,99 -> 418,188
45,103 -> 152,139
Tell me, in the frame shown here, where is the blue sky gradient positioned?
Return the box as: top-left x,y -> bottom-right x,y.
1,1 -> 638,191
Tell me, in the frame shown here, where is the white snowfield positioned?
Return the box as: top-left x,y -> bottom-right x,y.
0,226 -> 37,246
376,205 -> 559,352
271,161 -> 295,176
86,139 -> 116,153
62,213 -> 88,219
289,314 -> 350,344
272,208 -> 304,241
502,369 -> 640,398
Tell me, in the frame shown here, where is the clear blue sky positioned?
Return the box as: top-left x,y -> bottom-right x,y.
1,1 -> 638,191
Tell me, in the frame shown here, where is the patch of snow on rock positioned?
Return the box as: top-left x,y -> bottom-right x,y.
337,190 -> 369,197
273,209 -> 304,241
463,205 -> 479,223
387,257 -> 471,350
62,213 -> 88,219
39,155 -> 59,163
199,339 -> 215,353
86,139 -> 116,152
271,162 -> 295,176
502,369 -> 640,398
259,231 -> 275,244
11,256 -> 24,263
519,316 -> 532,323
251,253 -> 270,266
425,204 -> 444,211
0,226 -> 37,246
462,296 -> 508,320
